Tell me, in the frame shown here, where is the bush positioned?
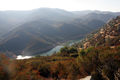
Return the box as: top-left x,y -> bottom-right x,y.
79,49 -> 86,56
69,47 -> 78,53
60,46 -> 69,53
38,64 -> 50,78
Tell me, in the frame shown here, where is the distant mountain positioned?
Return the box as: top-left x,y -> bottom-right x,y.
0,8 -> 119,37
0,11 -> 32,38
0,8 -> 119,57
77,16 -> 120,49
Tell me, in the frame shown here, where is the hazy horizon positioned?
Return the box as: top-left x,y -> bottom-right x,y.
0,7 -> 120,13
0,0 -> 120,12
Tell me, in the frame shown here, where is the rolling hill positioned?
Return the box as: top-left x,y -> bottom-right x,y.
0,8 -> 119,57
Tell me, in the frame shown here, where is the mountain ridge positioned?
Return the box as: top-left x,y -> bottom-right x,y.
0,8 -> 119,57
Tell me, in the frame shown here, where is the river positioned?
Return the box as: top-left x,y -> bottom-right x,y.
40,45 -> 64,56
16,40 -> 82,59
42,40 -> 82,56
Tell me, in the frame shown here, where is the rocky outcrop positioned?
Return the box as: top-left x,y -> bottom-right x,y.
82,16 -> 120,48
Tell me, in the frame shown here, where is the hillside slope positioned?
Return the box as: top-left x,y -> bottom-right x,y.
0,18 -> 105,57
77,16 -> 120,49
0,8 -> 119,57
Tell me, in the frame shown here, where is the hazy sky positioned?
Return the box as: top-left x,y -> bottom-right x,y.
0,0 -> 120,12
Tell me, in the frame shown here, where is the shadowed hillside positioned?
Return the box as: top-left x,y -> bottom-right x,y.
0,8 -> 119,57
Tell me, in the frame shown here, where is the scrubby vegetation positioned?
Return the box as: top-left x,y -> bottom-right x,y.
1,46 -> 120,80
